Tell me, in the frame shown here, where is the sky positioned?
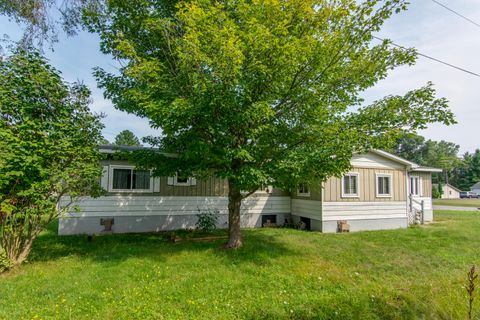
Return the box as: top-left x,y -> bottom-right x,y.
0,0 -> 479,154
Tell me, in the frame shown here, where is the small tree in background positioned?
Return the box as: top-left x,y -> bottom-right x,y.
114,129 -> 142,147
0,48 -> 104,271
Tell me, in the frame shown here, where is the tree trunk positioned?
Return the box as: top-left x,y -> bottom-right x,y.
225,179 -> 242,248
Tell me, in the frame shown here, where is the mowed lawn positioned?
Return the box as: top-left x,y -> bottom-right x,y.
433,198 -> 480,208
1,212 -> 480,319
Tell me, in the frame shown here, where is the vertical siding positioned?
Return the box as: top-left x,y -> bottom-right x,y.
290,186 -> 322,201
323,168 -> 406,202
419,172 -> 432,197
101,160 -> 288,197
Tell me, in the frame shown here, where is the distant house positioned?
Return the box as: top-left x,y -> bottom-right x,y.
59,148 -> 440,235
438,183 -> 461,199
471,182 -> 480,195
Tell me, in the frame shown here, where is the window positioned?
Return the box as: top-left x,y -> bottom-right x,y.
168,174 -> 197,186
342,173 -> 359,197
297,183 -> 310,197
176,175 -> 189,184
409,176 -> 421,196
376,174 -> 392,197
109,166 -> 152,192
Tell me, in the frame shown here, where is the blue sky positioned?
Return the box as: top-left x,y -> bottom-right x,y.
1,0 -> 478,153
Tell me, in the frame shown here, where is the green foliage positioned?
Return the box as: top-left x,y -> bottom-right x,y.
0,0 -> 103,46
450,149 -> 480,191
390,132 -> 460,169
195,208 -> 219,232
114,129 -> 142,147
0,47 -> 104,271
0,211 -> 479,319
84,0 -> 455,246
432,186 -> 441,199
389,132 -> 461,185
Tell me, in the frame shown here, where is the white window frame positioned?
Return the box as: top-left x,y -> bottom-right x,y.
409,176 -> 422,196
174,174 -> 191,186
376,173 -> 393,198
297,183 -> 310,197
341,172 -> 360,198
108,165 -> 153,193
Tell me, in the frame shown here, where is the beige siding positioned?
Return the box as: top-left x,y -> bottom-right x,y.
290,186 -> 322,201
101,160 -> 287,197
419,172 -> 432,197
323,167 -> 407,202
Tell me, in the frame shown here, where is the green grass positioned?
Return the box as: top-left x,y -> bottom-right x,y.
433,198 -> 480,207
1,211 -> 480,319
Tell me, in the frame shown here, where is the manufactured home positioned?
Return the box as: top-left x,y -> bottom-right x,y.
59,147 -> 440,235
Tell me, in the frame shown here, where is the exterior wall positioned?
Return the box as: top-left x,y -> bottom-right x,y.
321,152 -> 410,232
291,199 -> 322,231
59,195 -> 291,235
323,168 -> 407,202
322,218 -> 408,233
100,160 -> 288,197
60,152 -> 435,235
418,172 -> 432,197
321,201 -> 408,232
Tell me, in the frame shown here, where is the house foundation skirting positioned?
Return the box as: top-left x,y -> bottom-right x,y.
322,217 -> 408,233
59,213 -> 290,235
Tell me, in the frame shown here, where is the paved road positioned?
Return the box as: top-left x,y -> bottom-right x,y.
433,205 -> 480,211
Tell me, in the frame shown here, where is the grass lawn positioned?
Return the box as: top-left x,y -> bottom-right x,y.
433,198 -> 480,208
1,211 -> 480,319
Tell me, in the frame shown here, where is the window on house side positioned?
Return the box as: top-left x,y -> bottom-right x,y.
298,184 -> 310,196
342,174 -> 359,197
377,174 -> 392,197
176,175 -> 189,184
410,176 -> 420,196
112,168 -> 150,190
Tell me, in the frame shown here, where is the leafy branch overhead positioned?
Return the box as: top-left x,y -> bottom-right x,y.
84,0 -> 455,247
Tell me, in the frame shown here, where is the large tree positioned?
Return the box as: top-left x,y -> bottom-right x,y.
114,129 -> 142,146
0,48 -> 104,271
85,0 -> 455,248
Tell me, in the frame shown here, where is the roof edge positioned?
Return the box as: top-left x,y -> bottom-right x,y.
369,149 -> 418,169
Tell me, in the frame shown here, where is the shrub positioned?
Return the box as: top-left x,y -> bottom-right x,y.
0,48 -> 103,272
195,208 -> 219,232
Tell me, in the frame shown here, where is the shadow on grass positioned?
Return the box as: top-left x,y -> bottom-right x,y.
28,220 -> 302,267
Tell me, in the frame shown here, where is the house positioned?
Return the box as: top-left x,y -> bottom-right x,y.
58,147 -> 440,235
437,183 -> 461,199
471,182 -> 480,195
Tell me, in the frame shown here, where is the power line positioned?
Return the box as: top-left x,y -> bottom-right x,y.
373,36 -> 480,78
430,0 -> 480,29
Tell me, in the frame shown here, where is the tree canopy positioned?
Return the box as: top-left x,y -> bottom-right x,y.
114,129 -> 142,147
0,47 -> 104,271
450,150 -> 480,191
85,0 -> 455,247
0,0 -> 102,46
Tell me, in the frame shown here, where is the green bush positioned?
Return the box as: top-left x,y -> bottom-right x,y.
195,208 -> 219,232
